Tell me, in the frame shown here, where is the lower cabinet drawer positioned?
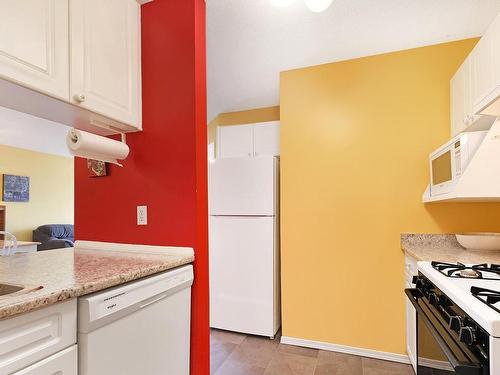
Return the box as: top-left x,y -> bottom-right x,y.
12,345 -> 77,375
0,299 -> 77,374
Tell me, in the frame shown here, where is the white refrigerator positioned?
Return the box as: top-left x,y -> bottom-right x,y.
209,156 -> 280,338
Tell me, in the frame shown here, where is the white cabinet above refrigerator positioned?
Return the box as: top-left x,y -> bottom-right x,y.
217,121 -> 280,158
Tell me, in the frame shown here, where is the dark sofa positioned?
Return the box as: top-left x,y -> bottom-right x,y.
33,224 -> 74,251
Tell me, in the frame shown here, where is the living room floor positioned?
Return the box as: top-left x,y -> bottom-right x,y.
210,329 -> 414,375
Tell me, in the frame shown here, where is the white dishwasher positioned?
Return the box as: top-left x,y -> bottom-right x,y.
78,265 -> 193,375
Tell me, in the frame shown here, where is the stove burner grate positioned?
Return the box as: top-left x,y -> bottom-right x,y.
431,261 -> 500,280
471,286 -> 500,314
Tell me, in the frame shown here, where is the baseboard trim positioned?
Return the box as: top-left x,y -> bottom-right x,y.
280,336 -> 411,364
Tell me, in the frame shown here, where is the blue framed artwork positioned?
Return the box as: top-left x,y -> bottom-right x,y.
2,174 -> 30,202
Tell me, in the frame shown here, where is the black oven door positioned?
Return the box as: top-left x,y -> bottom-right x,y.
406,289 -> 486,375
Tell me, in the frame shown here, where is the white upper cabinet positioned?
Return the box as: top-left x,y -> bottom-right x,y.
218,124 -> 254,158
253,122 -> 280,157
450,12 -> 500,136
0,0 -> 142,134
0,0 -> 69,100
471,35 -> 493,108
70,0 -> 142,128
472,12 -> 500,116
492,17 -> 500,88
217,122 -> 280,159
450,60 -> 468,136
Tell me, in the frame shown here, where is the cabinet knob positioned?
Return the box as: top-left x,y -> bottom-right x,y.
73,93 -> 86,103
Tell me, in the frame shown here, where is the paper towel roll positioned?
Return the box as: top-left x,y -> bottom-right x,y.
67,129 -> 130,166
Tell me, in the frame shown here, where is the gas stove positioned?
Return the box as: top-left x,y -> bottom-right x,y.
432,261 -> 500,281
472,287 -> 500,314
419,261 -> 500,338
407,261 -> 500,374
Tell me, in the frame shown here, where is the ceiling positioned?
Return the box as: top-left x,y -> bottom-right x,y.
207,0 -> 500,121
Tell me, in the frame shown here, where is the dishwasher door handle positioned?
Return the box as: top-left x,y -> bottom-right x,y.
139,294 -> 168,309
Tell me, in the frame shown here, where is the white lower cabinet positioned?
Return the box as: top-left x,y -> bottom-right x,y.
12,346 -> 77,375
405,254 -> 417,373
0,299 -> 77,375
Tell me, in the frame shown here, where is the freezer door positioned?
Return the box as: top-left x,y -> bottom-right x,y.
209,156 -> 277,216
209,216 -> 279,337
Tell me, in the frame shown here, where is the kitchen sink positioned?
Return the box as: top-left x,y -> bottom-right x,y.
0,283 -> 24,296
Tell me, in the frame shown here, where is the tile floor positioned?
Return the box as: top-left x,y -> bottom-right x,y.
210,329 -> 415,375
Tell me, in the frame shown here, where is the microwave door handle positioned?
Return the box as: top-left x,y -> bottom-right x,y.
405,289 -> 482,375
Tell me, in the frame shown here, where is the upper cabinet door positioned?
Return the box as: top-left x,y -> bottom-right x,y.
0,0 -> 69,100
450,62 -> 467,136
70,0 -> 142,128
217,124 -> 254,158
253,122 -> 280,156
471,34 -> 494,107
490,14 -> 500,94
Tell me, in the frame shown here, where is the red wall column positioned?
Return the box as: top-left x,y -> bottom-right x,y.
193,0 -> 210,374
74,0 -> 209,373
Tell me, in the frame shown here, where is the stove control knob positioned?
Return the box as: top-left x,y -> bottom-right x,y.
459,326 -> 476,345
428,293 -> 437,306
415,278 -> 426,290
449,316 -> 463,332
438,295 -> 449,306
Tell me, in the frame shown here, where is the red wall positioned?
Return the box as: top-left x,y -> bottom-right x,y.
74,0 -> 209,373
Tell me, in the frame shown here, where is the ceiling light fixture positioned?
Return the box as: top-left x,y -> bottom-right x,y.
304,0 -> 333,12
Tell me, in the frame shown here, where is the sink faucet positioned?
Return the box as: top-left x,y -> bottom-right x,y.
0,231 -> 17,256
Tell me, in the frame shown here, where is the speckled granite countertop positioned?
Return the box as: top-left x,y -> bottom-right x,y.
0,247 -> 194,320
401,233 -> 500,264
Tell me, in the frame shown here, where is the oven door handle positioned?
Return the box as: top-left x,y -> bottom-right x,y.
405,289 -> 483,375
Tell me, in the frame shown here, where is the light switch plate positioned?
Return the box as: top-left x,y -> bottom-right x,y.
137,205 -> 148,225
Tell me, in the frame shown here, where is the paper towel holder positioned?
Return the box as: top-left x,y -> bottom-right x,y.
67,128 -> 130,166
69,131 -> 128,148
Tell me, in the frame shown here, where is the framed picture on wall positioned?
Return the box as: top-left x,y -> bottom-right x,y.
87,159 -> 107,177
2,174 -> 30,202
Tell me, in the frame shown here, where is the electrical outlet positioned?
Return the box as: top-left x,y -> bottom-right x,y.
137,205 -> 148,225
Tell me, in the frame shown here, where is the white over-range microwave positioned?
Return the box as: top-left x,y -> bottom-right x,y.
429,131 -> 487,196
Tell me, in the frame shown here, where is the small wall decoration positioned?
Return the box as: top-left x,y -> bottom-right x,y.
87,159 -> 107,177
2,174 -> 30,202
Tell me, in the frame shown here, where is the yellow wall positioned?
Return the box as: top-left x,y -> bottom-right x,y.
208,106 -> 280,144
280,39 -> 500,355
0,145 -> 74,241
